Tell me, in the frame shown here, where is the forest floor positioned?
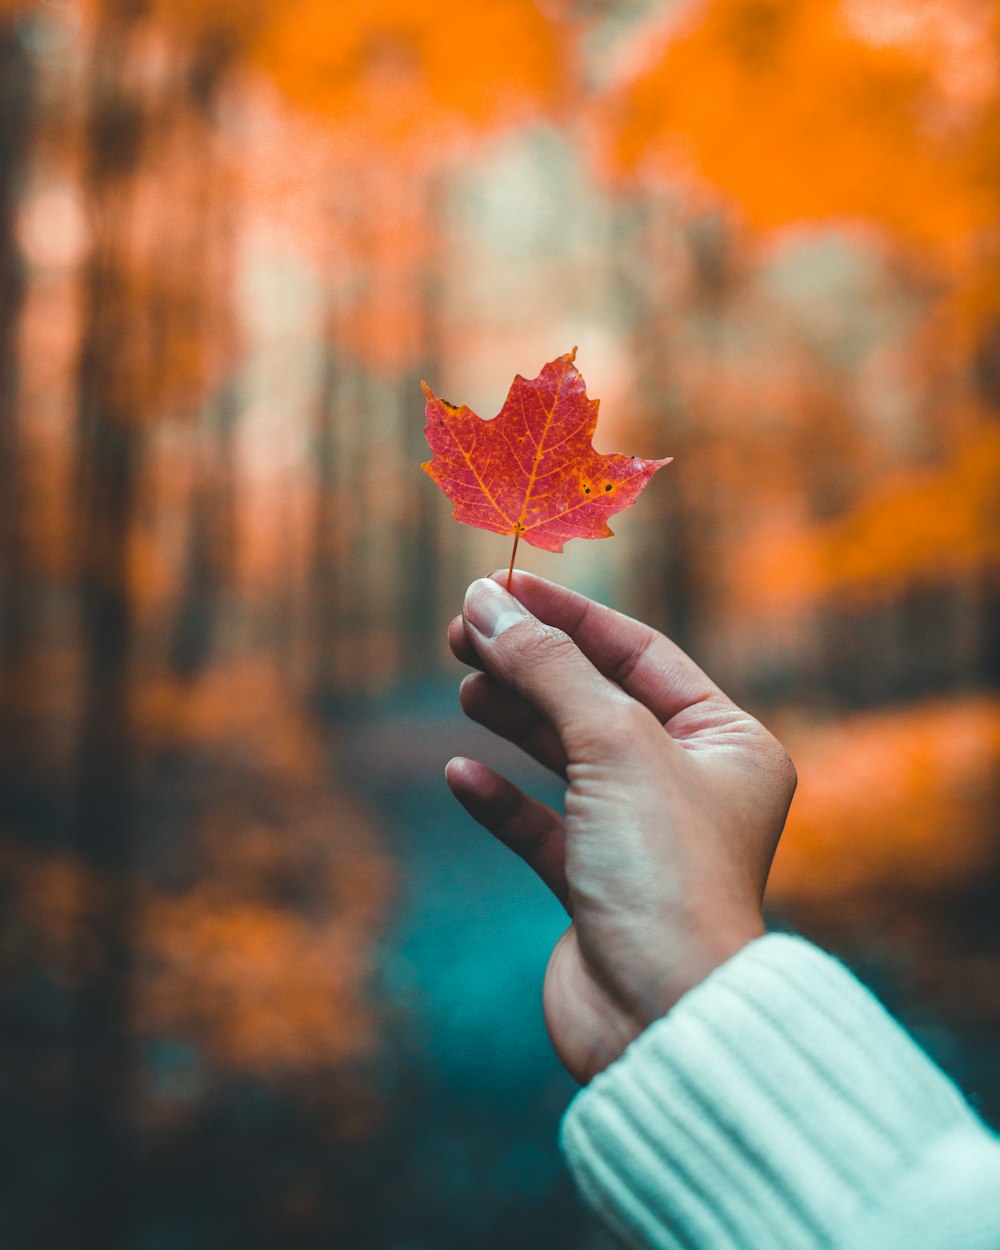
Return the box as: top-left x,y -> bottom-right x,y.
338,677 -> 615,1250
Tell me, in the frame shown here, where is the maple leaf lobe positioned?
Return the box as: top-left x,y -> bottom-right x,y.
421,351 -> 671,553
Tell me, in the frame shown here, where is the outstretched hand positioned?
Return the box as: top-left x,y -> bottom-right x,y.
446,573 -> 796,1084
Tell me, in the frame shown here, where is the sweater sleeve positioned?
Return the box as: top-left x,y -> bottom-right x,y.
560,934 -> 1000,1250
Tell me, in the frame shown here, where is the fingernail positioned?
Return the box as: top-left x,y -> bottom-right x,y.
463,578 -> 529,639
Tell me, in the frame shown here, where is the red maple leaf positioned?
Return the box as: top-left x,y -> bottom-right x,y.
421,349 -> 670,585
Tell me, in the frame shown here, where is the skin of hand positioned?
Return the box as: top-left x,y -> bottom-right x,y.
446,572 -> 797,1085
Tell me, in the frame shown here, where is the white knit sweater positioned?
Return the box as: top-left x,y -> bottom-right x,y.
560,935 -> 1000,1250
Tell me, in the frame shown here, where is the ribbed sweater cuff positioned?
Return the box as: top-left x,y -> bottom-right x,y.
560,934 -> 997,1250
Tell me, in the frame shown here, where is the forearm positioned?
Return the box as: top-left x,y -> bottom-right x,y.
560,935 -> 1000,1250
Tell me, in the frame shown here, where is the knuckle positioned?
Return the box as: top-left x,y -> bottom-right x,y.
509,622 -> 577,667
781,749 -> 798,796
608,630 -> 658,686
574,695 -> 652,754
621,699 -> 660,738
764,735 -> 797,796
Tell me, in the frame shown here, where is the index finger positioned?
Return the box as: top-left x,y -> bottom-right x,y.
449,570 -> 721,725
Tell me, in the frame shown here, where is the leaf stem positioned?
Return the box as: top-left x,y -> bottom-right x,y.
506,531 -> 520,591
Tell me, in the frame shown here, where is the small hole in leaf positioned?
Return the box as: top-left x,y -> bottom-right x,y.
605,484 -> 613,492
584,487 -> 590,494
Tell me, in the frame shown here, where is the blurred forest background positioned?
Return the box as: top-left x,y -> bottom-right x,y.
1,0 -> 998,1246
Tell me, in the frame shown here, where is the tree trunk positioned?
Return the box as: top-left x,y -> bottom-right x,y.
71,7 -> 148,1245
400,176 -> 445,675
0,24 -> 33,735
170,382 -> 239,680
309,341 -> 344,708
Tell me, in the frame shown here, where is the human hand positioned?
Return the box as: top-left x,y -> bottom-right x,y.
446,573 -> 796,1084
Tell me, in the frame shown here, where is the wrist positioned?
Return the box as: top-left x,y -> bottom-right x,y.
633,913 -> 766,1028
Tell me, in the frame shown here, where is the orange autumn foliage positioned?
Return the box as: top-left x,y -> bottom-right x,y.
251,0 -> 575,166
817,425 -> 1000,594
143,0 -> 272,46
135,661 -> 326,780
1,847 -> 109,987
143,867 -> 384,1072
749,423 -> 1000,604
3,657 -> 393,1077
4,836 -> 389,1074
770,695 -> 1000,902
136,662 -> 393,1072
602,0 -> 999,253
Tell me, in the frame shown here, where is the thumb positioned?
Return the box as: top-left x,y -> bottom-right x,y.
462,578 -> 649,763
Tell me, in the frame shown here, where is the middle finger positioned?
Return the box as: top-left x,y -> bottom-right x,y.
460,671 -> 568,777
